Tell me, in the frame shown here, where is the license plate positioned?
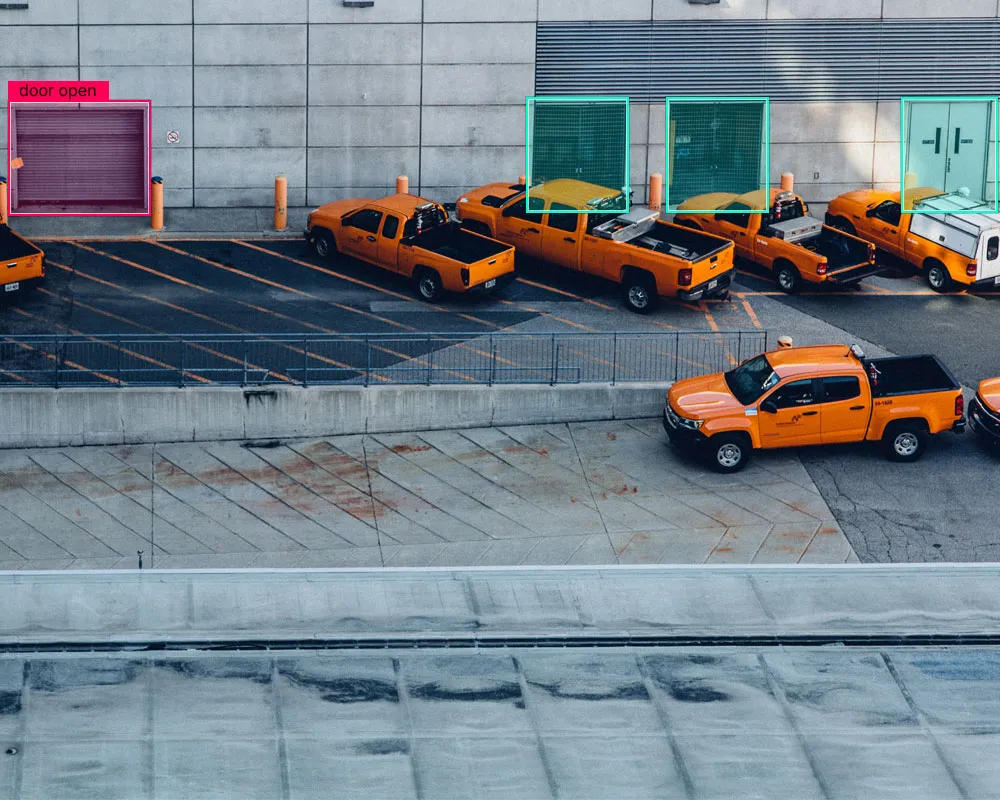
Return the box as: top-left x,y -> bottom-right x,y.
707,279 -> 718,290
994,275 -> 1000,286
484,279 -> 496,289
4,282 -> 18,293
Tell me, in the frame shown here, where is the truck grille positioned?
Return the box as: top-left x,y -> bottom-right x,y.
971,396 -> 1000,435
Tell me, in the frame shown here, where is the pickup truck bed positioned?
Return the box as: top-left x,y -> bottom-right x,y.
802,227 -> 872,270
628,223 -> 730,261
0,225 -> 41,260
865,355 -> 959,397
412,222 -> 511,264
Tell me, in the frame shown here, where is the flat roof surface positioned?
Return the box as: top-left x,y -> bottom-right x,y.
2,565 -> 1000,798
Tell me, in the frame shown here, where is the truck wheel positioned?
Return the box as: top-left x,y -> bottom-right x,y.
774,262 -> 802,294
827,216 -> 856,235
707,434 -> 751,474
313,230 -> 337,260
622,272 -> 657,314
883,423 -> 926,462
414,268 -> 443,302
925,262 -> 953,293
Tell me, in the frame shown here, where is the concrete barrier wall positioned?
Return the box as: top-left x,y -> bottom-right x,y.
0,382 -> 670,449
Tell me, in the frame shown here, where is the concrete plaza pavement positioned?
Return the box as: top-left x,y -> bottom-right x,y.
0,418 -> 856,570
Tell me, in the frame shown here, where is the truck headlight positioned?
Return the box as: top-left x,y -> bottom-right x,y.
675,415 -> 704,430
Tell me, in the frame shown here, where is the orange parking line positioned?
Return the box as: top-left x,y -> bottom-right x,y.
11,307 -> 213,385
35,286 -> 291,383
740,297 -> 763,330
47,258 -> 367,379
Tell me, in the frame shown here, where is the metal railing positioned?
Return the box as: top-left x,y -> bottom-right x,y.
0,330 -> 768,388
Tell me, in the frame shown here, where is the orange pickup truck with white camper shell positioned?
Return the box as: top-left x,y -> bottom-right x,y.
457,179 -> 736,313
968,378 -> 1000,447
825,188 -> 1000,292
673,189 -> 880,293
663,344 -> 966,473
0,224 -> 45,297
305,193 -> 515,301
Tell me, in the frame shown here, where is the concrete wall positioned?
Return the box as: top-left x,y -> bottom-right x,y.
2,0 -> 994,211
0,382 -> 669,449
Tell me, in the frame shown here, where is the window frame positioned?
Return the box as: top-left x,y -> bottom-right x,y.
545,202 -> 580,232
819,375 -> 862,404
381,214 -> 401,240
764,378 -> 818,410
344,208 -> 383,234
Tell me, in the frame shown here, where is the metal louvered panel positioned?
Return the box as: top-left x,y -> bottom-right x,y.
12,107 -> 147,212
536,20 -> 1000,102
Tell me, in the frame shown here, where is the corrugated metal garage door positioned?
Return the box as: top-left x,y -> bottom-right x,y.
11,106 -> 147,214
536,20 -> 1000,102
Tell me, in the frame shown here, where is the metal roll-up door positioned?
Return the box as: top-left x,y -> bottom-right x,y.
11,106 -> 147,214
536,19 -> 1000,102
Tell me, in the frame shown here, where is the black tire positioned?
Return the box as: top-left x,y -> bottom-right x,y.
622,270 -> 657,314
706,433 -> 751,474
313,229 -> 337,260
461,219 -> 492,237
827,216 -> 856,235
414,268 -> 444,302
774,261 -> 802,294
925,261 -> 953,293
882,422 -> 927,462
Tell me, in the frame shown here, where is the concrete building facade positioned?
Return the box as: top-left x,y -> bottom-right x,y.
2,0 -> 998,212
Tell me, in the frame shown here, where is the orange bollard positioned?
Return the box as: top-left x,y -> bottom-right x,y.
648,173 -> 663,211
0,177 -> 7,225
150,176 -> 164,231
395,175 -> 409,195
780,172 -> 794,193
518,174 -> 526,186
274,175 -> 288,231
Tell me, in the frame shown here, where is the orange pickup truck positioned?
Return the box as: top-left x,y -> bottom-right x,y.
663,344 -> 965,472
0,224 -> 44,297
305,193 -> 515,301
674,189 -> 879,293
826,188 -> 1000,292
457,179 -> 735,313
968,379 -> 1000,447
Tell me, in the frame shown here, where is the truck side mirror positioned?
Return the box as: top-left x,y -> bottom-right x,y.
760,400 -> 778,414
865,208 -> 877,217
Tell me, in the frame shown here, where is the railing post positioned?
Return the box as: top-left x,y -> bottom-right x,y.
179,338 -> 185,387
303,335 -> 309,386
489,334 -> 496,386
674,333 -> 680,381
54,338 -> 60,389
552,343 -> 561,386
243,338 -> 249,386
365,336 -> 371,387
738,330 -> 743,362
550,334 -> 557,385
611,331 -> 618,386
426,334 -> 433,385
117,335 -> 123,385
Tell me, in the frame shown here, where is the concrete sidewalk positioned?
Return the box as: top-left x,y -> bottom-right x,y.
0,418 -> 856,570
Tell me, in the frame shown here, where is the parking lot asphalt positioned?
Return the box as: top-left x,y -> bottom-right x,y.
2,240 -> 998,565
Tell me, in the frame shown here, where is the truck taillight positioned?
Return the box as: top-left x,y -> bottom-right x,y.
817,261 -> 828,276
461,268 -> 470,287
967,262 -> 978,277
678,268 -> 692,286
956,394 -> 964,417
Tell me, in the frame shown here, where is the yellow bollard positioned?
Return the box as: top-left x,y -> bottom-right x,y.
395,175 -> 409,195
648,173 -> 663,211
150,176 -> 164,231
274,175 -> 288,231
0,176 -> 7,225
780,172 -> 794,193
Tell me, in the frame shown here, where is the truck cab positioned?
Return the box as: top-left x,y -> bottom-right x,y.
826,188 -> 1000,292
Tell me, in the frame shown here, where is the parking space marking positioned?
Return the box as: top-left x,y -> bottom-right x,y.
47,258 -> 364,380
10,306 -> 214,385
35,286 -> 292,384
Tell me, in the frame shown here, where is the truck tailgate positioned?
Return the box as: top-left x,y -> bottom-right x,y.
466,244 -> 515,286
0,225 -> 45,287
688,243 -> 735,287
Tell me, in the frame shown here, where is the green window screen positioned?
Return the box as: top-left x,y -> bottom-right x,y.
666,97 -> 770,213
900,96 -> 999,215
526,96 -> 630,214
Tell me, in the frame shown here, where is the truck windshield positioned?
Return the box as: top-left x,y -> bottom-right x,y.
724,355 -> 778,405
